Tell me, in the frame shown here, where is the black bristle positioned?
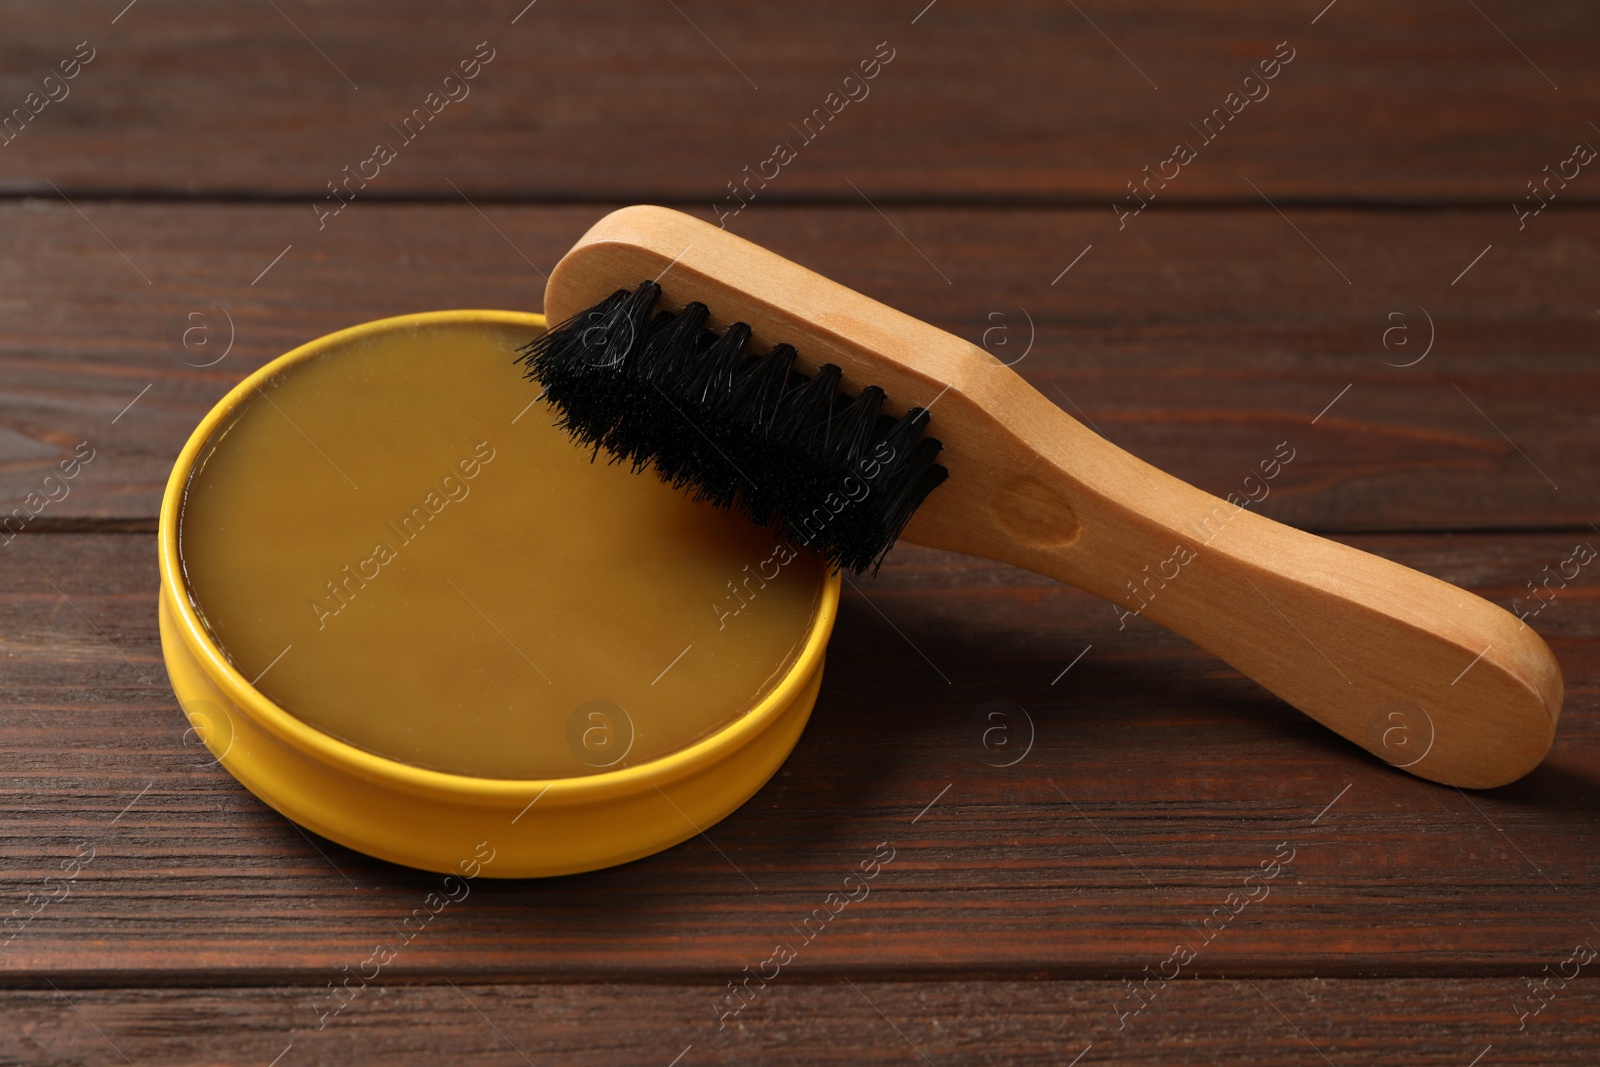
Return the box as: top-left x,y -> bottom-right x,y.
517,282 -> 949,573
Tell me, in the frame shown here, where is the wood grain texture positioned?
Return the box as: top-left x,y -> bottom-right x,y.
1,532 -> 1594,982
4,2 -> 1599,1059
4,979 -> 1599,1066
0,202 -> 1595,528
0,1 -> 1596,203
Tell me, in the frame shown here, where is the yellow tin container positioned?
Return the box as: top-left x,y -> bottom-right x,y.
157,310 -> 839,878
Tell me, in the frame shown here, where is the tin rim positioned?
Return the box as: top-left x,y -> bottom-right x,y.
156,309 -> 840,807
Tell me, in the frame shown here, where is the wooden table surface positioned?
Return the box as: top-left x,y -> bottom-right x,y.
3,2 -> 1597,1064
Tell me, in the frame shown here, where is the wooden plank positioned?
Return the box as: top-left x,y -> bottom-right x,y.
3,978 -> 1598,1065
1,531 -> 1594,980
1,1 -> 1596,203
1,201 -> 1593,528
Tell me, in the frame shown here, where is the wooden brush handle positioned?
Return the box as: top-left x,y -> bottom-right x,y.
546,206 -> 1563,788
922,389 -> 1563,790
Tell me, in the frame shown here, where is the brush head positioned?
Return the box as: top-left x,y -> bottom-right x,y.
518,280 -> 949,573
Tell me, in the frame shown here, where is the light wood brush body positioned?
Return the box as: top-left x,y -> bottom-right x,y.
541,205 -> 1561,789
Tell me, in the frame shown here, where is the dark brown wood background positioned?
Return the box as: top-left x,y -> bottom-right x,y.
2,2 -> 1597,1064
